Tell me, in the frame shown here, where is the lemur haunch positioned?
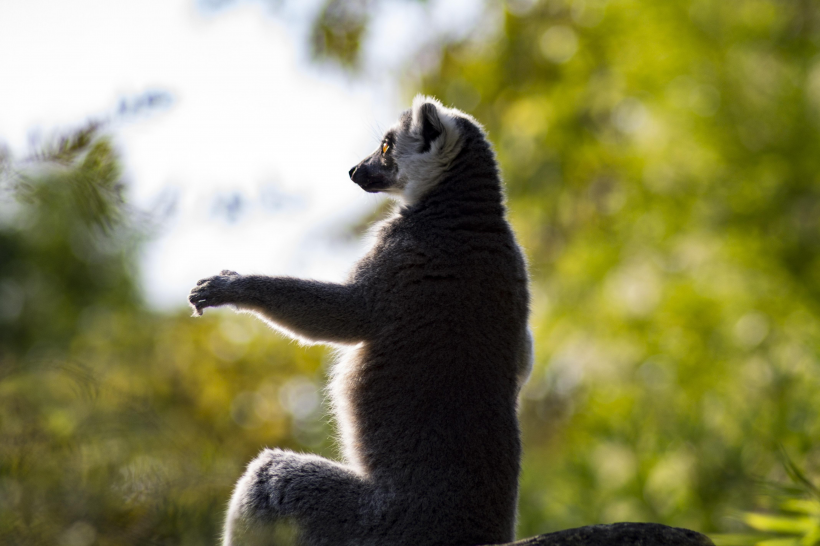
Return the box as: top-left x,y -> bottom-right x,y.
189,96 -> 532,546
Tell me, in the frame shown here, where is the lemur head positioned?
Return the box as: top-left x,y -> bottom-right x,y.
349,95 -> 474,205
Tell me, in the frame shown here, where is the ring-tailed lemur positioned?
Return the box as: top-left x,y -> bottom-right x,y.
188,96 -> 532,546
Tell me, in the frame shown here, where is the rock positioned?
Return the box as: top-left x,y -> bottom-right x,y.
486,523 -> 715,546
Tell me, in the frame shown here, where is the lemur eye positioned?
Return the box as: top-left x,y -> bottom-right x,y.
382,143 -> 389,154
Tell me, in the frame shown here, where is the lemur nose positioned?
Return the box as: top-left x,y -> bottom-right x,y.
348,166 -> 357,180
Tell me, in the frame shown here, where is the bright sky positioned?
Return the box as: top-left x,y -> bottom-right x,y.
0,0 -> 483,309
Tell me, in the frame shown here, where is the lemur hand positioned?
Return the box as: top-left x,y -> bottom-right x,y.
188,270 -> 241,316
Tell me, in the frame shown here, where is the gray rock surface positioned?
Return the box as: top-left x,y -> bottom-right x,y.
486,523 -> 715,546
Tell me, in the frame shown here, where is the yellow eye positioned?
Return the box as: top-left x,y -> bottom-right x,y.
382,143 -> 389,153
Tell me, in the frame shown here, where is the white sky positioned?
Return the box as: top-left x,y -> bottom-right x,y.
0,0 -> 484,310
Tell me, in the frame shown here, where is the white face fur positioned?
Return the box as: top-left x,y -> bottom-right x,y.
391,95 -> 467,204
349,95 -> 480,205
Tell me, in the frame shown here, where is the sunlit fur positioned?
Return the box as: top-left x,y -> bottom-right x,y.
189,97 -> 531,546
391,95 -> 471,204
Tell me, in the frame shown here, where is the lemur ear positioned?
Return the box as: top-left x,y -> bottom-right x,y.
418,102 -> 443,153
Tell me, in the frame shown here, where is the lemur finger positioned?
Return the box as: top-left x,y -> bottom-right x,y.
189,284 -> 208,297
190,291 -> 212,303
192,301 -> 212,315
188,291 -> 213,307
188,296 -> 205,315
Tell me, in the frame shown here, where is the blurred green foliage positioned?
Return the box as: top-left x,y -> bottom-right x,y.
2,0 -> 820,544
712,450 -> 820,545
0,129 -> 331,544
311,0 -> 373,69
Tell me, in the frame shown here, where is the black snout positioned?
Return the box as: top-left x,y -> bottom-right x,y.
349,156 -> 390,193
349,162 -> 369,186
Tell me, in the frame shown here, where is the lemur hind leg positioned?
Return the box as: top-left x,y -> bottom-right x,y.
224,449 -> 371,546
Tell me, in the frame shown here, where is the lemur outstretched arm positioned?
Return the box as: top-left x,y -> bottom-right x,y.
188,271 -> 372,344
